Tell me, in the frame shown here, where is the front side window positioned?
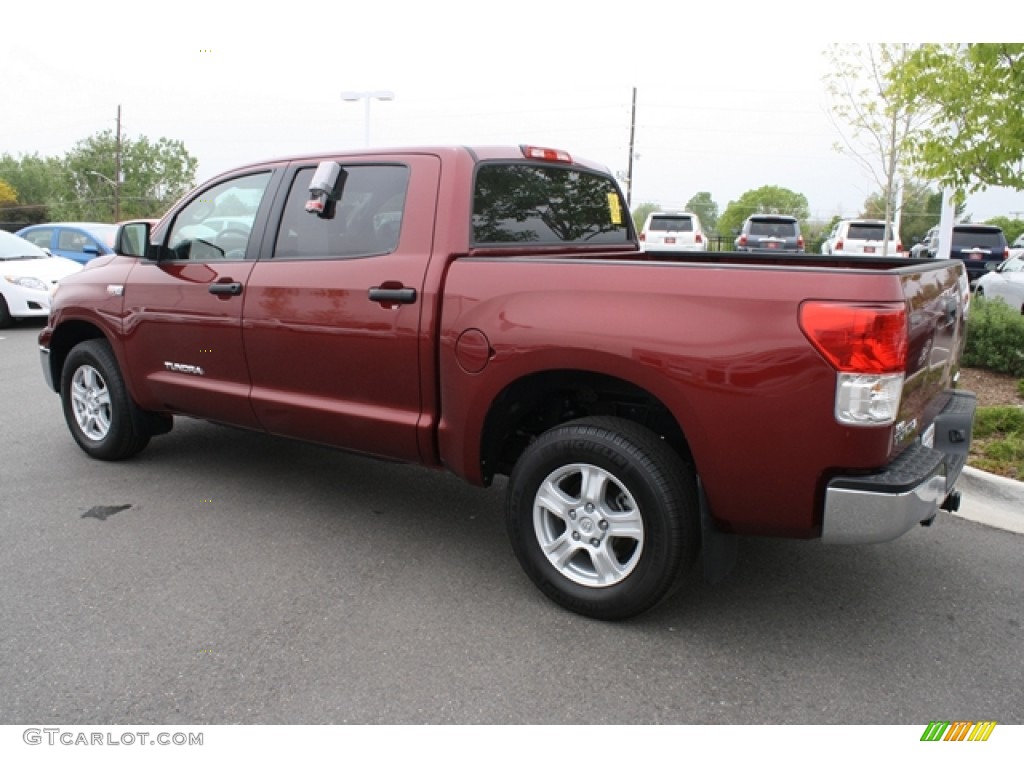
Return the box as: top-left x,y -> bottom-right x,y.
472,163 -> 630,246
274,165 -> 410,260
167,172 -> 272,261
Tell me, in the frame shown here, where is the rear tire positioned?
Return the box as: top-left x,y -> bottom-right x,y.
506,417 -> 699,620
61,339 -> 152,460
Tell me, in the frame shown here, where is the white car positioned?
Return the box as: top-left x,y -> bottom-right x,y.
0,229 -> 83,327
973,253 -> 1024,314
639,211 -> 707,253
822,218 -> 902,257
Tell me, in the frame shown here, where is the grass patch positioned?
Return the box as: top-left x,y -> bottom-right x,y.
970,405 -> 1024,479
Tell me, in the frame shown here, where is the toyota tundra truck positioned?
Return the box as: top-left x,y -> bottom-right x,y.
38,145 -> 976,620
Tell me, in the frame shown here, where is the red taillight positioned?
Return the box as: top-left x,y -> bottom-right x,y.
835,239 -> 844,251
521,145 -> 572,163
896,241 -> 903,253
1003,248 -> 1010,260
696,233 -> 703,243
797,235 -> 805,249
799,302 -> 907,374
639,232 -> 646,241
738,235 -> 748,247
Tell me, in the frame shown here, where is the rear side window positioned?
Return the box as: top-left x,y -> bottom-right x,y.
472,163 -> 631,246
274,164 -> 410,260
649,216 -> 693,232
847,223 -> 887,240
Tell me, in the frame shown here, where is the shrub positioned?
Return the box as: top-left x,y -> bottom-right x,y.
963,297 -> 1024,377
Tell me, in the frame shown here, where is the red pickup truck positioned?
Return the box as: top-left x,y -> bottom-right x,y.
39,145 -> 976,619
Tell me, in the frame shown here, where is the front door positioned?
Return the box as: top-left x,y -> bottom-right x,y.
122,170 -> 277,427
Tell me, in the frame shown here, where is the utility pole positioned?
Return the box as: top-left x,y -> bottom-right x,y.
626,87 -> 637,209
114,105 -> 122,221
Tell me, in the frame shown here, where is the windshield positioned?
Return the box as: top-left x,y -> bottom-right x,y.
0,230 -> 48,259
649,216 -> 693,232
749,220 -> 797,237
952,229 -> 1005,249
847,223 -> 890,240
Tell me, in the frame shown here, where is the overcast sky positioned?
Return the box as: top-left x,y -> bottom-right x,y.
4,2 -> 1019,224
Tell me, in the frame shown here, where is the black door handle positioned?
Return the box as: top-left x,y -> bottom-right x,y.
209,282 -> 243,296
368,287 -> 417,304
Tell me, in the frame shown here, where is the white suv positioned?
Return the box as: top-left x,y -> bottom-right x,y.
822,219 -> 902,257
640,211 -> 706,253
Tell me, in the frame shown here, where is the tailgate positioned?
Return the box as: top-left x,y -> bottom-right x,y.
893,262 -> 969,454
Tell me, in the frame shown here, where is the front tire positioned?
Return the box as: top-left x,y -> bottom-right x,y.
61,339 -> 151,460
506,417 -> 699,620
0,295 -> 13,329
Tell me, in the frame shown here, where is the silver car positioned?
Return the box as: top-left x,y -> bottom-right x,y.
973,253 -> 1024,314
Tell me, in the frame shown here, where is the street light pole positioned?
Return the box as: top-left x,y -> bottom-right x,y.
341,90 -> 395,147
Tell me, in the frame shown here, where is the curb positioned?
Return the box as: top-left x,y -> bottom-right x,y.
955,465 -> 1024,535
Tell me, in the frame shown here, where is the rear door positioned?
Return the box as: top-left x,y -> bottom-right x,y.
241,154 -> 441,462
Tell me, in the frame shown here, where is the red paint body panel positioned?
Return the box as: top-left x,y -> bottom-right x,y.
436,258 -> 964,536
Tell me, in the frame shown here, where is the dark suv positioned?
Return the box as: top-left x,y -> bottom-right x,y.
929,224 -> 1009,283
734,214 -> 804,253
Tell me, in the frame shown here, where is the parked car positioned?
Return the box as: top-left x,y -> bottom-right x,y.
822,218 -> 902,257
15,222 -> 119,265
973,253 -> 1024,314
639,211 -> 706,253
734,214 -> 804,253
910,226 -> 938,258
0,229 -> 82,327
930,224 -> 1009,284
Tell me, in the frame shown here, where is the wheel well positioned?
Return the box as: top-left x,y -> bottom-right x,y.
480,370 -> 693,482
47,321 -> 107,391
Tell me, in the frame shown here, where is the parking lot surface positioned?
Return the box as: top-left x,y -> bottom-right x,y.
2,320 -> 1021,725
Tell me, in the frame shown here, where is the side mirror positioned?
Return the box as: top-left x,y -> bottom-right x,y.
82,245 -> 101,256
115,221 -> 151,258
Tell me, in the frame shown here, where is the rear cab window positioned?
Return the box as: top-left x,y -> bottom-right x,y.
472,163 -> 631,247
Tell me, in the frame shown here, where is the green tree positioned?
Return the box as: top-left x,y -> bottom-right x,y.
824,44 -> 933,251
61,129 -> 198,221
0,152 -> 67,224
861,179 -> 942,246
631,202 -> 660,233
718,186 -> 810,237
0,179 -> 16,208
983,216 -> 1024,247
889,44 -> 1024,199
684,191 -> 719,234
